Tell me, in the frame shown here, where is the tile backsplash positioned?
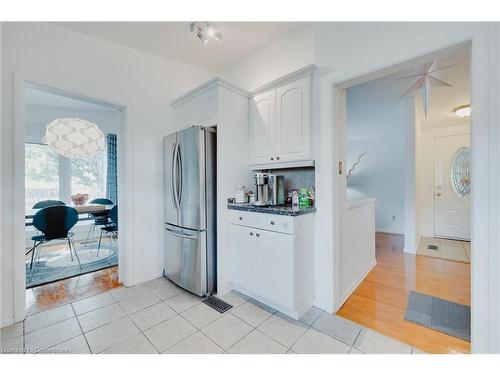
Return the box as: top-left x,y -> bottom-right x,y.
253,167 -> 315,191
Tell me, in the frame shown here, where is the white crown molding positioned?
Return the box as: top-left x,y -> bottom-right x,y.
171,76 -> 249,107
250,64 -> 318,95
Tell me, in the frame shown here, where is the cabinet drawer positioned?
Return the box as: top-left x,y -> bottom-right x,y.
229,210 -> 294,234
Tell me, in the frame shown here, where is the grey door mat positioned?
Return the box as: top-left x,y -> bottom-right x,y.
404,291 -> 470,342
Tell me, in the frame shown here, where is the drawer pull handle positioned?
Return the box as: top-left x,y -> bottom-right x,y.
276,156 -> 280,160
270,157 -> 274,161
256,233 -> 260,237
238,217 -> 243,220
270,221 -> 275,225
250,232 -> 254,236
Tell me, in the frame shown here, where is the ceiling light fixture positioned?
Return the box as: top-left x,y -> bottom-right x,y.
43,118 -> 105,158
453,104 -> 471,118
190,22 -> 221,46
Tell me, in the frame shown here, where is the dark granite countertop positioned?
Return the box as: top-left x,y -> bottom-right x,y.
227,203 -> 316,216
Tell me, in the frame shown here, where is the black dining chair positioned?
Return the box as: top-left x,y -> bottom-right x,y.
27,206 -> 82,281
84,198 -> 114,247
97,205 -> 117,264
32,200 -> 66,209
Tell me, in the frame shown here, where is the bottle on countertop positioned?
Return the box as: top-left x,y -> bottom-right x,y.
235,185 -> 246,204
291,189 -> 299,208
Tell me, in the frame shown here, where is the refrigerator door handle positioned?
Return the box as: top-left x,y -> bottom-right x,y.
172,141 -> 180,210
165,226 -> 197,240
177,143 -> 183,206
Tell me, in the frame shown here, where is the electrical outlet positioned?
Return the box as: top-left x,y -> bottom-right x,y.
392,215 -> 396,220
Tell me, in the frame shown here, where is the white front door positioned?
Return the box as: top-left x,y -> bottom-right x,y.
434,134 -> 471,240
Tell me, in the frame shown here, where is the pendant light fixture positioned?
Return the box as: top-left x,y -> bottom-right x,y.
42,118 -> 105,158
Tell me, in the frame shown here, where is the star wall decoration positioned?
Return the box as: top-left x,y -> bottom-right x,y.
399,60 -> 459,117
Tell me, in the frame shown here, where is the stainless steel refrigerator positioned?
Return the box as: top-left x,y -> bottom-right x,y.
163,126 -> 216,297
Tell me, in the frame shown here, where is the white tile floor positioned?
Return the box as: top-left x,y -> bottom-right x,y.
417,236 -> 470,263
1,277 -> 427,354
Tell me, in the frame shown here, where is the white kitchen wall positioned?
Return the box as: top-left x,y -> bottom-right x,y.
221,25 -> 314,90
0,22 -> 214,327
346,75 -> 407,234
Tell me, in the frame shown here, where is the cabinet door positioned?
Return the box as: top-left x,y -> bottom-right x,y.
249,90 -> 277,165
255,230 -> 294,309
229,224 -> 256,293
275,76 -> 312,162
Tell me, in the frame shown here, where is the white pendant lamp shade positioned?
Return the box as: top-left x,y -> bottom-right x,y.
43,118 -> 105,158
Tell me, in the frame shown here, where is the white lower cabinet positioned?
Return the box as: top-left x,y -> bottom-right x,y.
229,210 -> 314,319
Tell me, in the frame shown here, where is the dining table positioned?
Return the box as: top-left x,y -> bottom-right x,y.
25,204 -> 115,226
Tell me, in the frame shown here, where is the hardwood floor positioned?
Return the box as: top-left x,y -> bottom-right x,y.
337,232 -> 471,354
26,266 -> 121,315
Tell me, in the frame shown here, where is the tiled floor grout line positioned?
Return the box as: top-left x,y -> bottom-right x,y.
125,313 -> 160,354
17,281 -> 427,354
255,312 -> 310,351
351,326 -> 364,351
70,303 -> 92,354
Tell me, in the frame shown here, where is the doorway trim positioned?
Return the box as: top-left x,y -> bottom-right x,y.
12,73 -> 135,323
328,28 -> 500,353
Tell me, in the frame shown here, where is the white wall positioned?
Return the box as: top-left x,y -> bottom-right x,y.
220,25 -> 314,90
0,22 -> 213,327
340,199 -> 376,306
346,76 -> 407,234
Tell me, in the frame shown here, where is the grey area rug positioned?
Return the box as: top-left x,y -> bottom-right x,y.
26,243 -> 118,288
404,291 -> 470,342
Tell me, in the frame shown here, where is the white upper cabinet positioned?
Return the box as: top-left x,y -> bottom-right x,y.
276,76 -> 312,163
249,65 -> 316,169
250,90 -> 276,164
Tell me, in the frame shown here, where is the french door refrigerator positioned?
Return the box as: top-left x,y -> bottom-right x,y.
163,126 -> 216,297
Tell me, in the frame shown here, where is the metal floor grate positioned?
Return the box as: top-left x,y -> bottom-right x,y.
203,296 -> 233,314
427,244 -> 439,251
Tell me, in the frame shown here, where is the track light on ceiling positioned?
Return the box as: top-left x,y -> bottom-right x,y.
190,22 -> 221,46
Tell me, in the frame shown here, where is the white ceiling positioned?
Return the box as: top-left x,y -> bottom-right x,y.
51,22 -> 300,72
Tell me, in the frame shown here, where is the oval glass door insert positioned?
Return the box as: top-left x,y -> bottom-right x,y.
451,147 -> 472,197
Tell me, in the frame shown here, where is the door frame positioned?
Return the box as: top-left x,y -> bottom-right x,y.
12,73 -> 135,322
328,27 -> 500,353
432,133 -> 471,240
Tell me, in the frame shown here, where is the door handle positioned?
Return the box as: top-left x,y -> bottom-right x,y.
172,142 -> 181,209
172,142 -> 180,209
165,227 -> 197,240
177,144 -> 183,206
435,192 -> 442,197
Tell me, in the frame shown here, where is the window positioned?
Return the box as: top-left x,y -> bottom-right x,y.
25,142 -> 107,211
451,147 -> 472,197
25,143 -> 60,212
71,151 -> 106,199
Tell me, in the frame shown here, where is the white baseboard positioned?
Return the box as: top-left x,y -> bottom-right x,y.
337,259 -> 377,310
1,316 -> 15,329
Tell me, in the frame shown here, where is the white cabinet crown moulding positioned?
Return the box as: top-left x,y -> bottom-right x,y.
249,64 -> 318,96
170,77 -> 249,108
